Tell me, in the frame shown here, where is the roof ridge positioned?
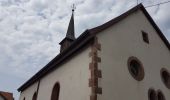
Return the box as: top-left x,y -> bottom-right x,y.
89,3 -> 143,34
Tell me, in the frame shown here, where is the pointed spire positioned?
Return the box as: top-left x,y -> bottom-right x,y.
59,4 -> 76,53
65,8 -> 75,40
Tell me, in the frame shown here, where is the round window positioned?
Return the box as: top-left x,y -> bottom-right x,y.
161,68 -> 170,89
128,57 -> 144,81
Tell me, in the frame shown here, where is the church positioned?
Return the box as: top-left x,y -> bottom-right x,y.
18,4 -> 170,100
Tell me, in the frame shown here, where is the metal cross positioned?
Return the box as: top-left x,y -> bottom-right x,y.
72,4 -> 76,12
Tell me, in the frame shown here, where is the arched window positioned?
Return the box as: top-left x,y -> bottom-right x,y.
51,82 -> 60,100
148,89 -> 156,100
160,68 -> 170,89
157,90 -> 165,100
32,92 -> 37,100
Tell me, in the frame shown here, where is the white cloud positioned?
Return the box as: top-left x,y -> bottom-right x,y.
0,0 -> 169,99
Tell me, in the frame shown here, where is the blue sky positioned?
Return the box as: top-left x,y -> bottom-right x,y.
0,0 -> 170,99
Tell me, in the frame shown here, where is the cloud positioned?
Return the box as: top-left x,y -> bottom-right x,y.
0,0 -> 169,99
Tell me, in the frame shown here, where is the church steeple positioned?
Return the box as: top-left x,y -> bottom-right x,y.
66,9 -> 75,40
59,5 -> 76,53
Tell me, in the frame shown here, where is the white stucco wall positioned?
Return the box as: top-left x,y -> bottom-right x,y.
97,10 -> 170,100
0,95 -> 5,100
19,82 -> 38,100
19,46 -> 91,100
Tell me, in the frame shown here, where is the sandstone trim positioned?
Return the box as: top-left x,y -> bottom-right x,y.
89,37 -> 102,100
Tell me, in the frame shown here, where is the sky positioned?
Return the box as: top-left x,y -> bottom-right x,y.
0,0 -> 170,99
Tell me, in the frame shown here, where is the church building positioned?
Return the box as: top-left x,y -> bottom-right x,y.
18,4 -> 170,100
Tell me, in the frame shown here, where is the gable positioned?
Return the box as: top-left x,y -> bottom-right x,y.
95,6 -> 170,64
94,5 -> 170,100
89,4 -> 170,51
